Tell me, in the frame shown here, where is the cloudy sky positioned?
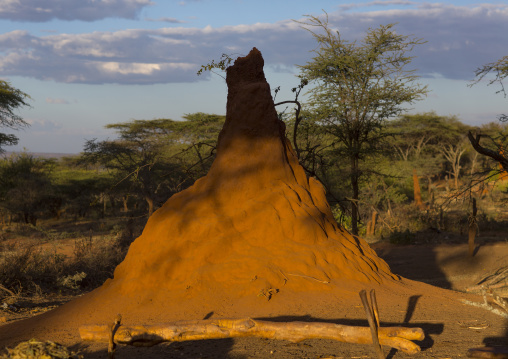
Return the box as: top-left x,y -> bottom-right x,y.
1,0 -> 507,154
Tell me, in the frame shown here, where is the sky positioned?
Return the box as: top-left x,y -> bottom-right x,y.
0,0 -> 507,154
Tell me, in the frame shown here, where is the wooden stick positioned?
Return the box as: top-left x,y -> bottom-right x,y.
468,198 -> 477,257
108,314 -> 122,359
0,284 -> 15,297
360,290 -> 384,359
370,289 -> 380,328
80,318 -> 424,354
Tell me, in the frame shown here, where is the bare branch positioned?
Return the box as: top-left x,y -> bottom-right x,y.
468,131 -> 508,172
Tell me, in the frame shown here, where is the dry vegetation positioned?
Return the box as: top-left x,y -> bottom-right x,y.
0,217 -> 146,319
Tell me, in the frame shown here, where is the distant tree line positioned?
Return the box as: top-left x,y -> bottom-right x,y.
1,18 -> 506,239
0,113 -> 225,226
0,111 -> 505,234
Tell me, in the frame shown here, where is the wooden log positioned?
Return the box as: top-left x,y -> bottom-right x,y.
80,318 -> 425,354
467,346 -> 508,358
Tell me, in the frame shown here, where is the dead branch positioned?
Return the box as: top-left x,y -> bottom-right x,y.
80,317 -> 424,354
468,131 -> 508,172
108,314 -> 122,359
0,284 -> 15,297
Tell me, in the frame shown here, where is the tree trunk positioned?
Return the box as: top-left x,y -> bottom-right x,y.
80,318 -> 424,355
122,195 -> 129,212
146,196 -> 154,217
103,193 -> 107,218
366,212 -> 377,236
24,212 -> 37,226
468,198 -> 477,257
412,169 -> 425,210
351,156 -> 360,236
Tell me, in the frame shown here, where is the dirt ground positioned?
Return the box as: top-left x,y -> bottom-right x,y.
0,230 -> 507,358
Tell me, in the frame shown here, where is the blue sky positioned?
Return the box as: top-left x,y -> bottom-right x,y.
0,0 -> 507,154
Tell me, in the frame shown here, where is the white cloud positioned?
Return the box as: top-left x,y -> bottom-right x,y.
46,97 -> 70,104
339,0 -> 415,11
0,0 -> 153,22
25,118 -> 64,131
145,17 -> 187,23
325,2 -> 508,79
0,3 -> 506,84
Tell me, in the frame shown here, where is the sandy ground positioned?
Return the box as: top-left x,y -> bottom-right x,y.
1,236 -> 507,358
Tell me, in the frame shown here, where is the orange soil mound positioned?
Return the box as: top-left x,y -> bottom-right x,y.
107,47 -> 397,297
0,48 -> 414,345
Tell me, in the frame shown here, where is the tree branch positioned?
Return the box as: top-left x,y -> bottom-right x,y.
468,131 -> 508,172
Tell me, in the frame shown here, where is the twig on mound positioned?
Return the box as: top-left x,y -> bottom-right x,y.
287,273 -> 330,284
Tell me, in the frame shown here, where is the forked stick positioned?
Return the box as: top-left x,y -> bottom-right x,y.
360,289 -> 384,359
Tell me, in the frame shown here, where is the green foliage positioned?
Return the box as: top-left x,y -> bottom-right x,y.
0,80 -> 31,129
81,113 -> 225,217
388,229 -> 415,245
197,53 -> 236,77
0,153 -> 54,225
0,133 -> 18,151
296,14 -> 427,235
386,112 -> 474,191
0,81 -> 31,152
471,55 -> 508,99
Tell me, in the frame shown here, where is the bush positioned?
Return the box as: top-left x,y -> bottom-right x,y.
0,245 -> 65,296
0,235 -> 128,298
388,229 -> 415,245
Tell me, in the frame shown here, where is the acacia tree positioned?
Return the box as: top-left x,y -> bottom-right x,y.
0,153 -> 53,225
298,15 -> 428,235
83,119 -> 184,217
0,80 -> 31,152
83,114 -> 225,217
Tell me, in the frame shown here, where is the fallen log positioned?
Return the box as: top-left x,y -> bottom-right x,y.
80,317 -> 424,354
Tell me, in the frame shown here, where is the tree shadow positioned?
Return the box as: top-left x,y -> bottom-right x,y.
70,338 -> 245,359
374,244 -> 453,289
384,295 -> 439,359
482,317 -> 508,349
256,310 -> 442,358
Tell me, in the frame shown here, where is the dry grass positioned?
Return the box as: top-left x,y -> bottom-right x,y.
0,217 -> 143,301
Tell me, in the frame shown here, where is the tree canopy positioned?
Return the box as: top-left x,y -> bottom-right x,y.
297,15 -> 428,235
0,80 -> 31,151
82,113 -> 225,217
